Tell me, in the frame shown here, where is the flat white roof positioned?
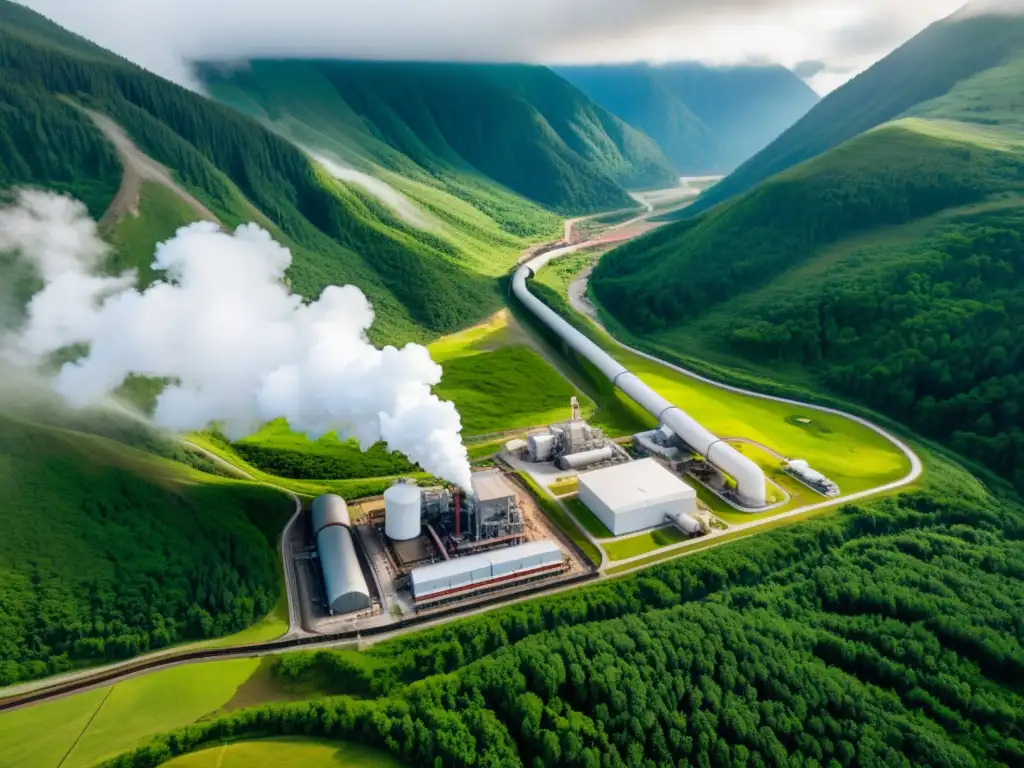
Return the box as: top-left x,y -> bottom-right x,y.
578,458 -> 694,511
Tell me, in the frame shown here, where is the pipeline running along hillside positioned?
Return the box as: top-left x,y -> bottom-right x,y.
512,246 -> 768,507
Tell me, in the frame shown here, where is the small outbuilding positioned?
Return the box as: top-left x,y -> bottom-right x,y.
578,458 -> 697,536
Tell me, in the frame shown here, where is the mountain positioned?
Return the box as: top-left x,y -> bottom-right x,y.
687,8 -> 1024,214
592,111 -> 1024,492
0,1 -> 580,348
0,402 -> 291,686
196,60 -> 677,211
554,63 -> 819,174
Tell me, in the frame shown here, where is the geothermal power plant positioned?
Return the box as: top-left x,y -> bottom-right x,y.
294,245 -> 839,632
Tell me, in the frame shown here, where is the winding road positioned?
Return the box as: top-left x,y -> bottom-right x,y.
0,180 -> 922,713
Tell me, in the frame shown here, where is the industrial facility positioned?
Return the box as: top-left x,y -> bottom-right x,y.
578,458 -> 700,536
785,459 -> 840,497
512,258 -> 769,508
522,397 -> 628,471
348,468 -> 577,612
411,539 -> 567,607
311,494 -> 371,615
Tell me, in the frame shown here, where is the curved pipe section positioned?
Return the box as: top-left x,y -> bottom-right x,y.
513,248 -> 767,507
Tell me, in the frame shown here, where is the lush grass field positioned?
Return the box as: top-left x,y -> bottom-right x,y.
163,738 -> 403,768
0,659 -> 262,768
563,495 -> 613,539
428,310 -> 596,436
602,525 -> 688,562
532,255 -> 912,497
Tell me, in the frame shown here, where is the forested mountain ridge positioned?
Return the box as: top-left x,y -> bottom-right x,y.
0,0 -> 565,347
556,62 -> 818,174
197,59 -> 677,214
689,9 -> 1024,214
592,116 -> 1024,494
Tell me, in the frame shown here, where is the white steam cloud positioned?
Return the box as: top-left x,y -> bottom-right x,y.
0,189 -> 472,488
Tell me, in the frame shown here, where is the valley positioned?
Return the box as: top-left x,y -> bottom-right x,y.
1,1 -> 1023,766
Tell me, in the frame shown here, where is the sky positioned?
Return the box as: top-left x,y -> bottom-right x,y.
16,1 -> 989,94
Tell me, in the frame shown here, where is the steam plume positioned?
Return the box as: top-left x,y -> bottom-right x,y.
0,189 -> 472,488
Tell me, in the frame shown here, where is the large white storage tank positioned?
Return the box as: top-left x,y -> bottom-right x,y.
384,482 -> 422,541
527,433 -> 556,462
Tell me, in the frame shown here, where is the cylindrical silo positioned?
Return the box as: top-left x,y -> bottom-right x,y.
384,482 -> 422,541
556,445 -> 614,470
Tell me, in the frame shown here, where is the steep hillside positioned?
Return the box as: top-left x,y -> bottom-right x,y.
593,119 -> 1024,492
557,63 -> 818,173
689,9 -> 1024,214
197,60 -> 677,213
0,407 -> 292,685
0,1 -> 560,345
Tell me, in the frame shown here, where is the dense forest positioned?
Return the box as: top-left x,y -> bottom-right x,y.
592,122 -> 1024,493
106,466 -> 1024,766
0,1 -> 561,343
688,11 -> 1024,215
198,59 -> 675,214
0,413 -> 290,686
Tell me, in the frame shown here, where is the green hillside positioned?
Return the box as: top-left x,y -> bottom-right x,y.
0,1 -> 563,344
689,9 -> 1024,214
0,410 -> 291,686
197,60 -> 676,213
556,63 -> 818,173
593,118 -> 1024,493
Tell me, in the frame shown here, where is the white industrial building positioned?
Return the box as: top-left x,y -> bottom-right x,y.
578,458 -> 697,536
311,494 -> 371,614
410,539 -> 564,605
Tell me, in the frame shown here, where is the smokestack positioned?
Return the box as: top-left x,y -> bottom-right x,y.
454,489 -> 461,538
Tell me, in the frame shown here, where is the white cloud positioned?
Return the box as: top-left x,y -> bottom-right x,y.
0,189 -> 473,488
21,0 -> 974,92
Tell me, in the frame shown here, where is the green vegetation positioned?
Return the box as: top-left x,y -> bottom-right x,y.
0,2 -> 565,344
200,59 -> 677,215
513,471 -> 602,566
529,257 -> 911,497
161,739 -> 403,768
593,116 -> 1024,494
186,432 -> 424,501
100,458 -> 1024,767
0,659 -> 264,768
0,412 -> 291,686
556,63 -> 818,174
562,495 -> 613,539
689,11 -> 1024,214
428,311 -> 595,436
602,525 -> 688,562
232,420 -> 417,481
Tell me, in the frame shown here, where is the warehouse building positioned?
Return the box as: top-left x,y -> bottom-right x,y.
410,539 -> 564,606
578,458 -> 697,536
311,494 -> 371,615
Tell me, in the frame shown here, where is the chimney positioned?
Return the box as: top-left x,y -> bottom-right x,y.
454,490 -> 461,538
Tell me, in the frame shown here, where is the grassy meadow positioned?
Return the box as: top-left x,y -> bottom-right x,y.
162,738 -> 404,768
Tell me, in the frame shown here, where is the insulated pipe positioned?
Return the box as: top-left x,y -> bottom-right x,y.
513,249 -> 767,507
